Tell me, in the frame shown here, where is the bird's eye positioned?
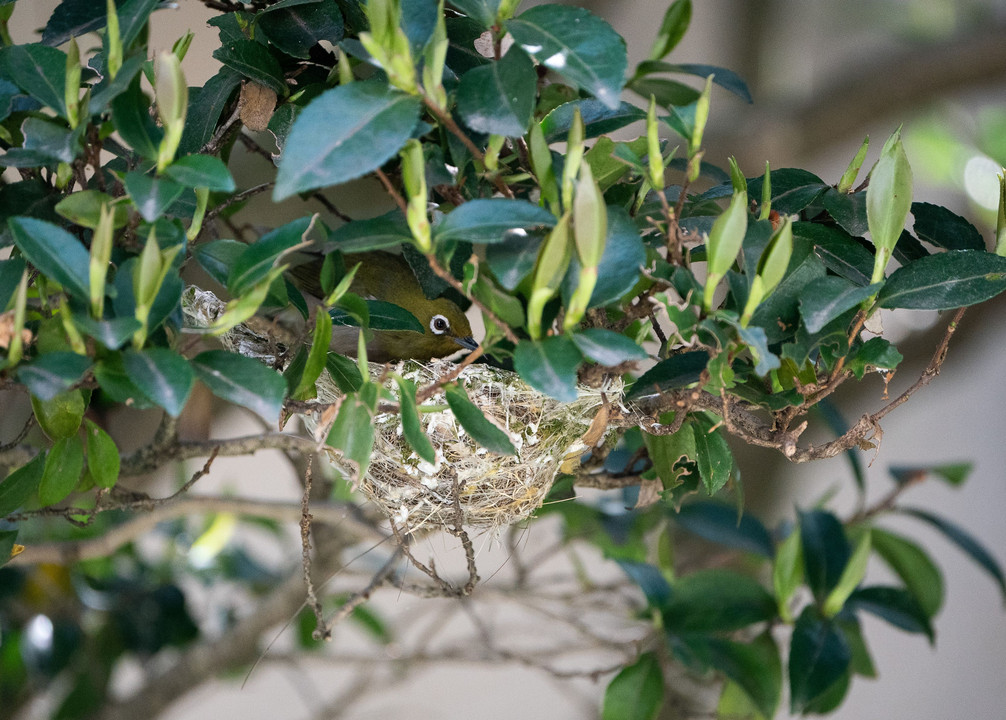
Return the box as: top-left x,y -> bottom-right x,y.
430,314 -> 450,335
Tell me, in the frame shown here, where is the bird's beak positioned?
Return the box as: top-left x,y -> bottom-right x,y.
453,335 -> 479,351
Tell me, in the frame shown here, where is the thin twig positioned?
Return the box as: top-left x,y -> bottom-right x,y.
300,454 -> 329,639
415,344 -> 485,403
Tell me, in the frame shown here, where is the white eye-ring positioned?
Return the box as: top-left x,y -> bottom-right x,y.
430,314 -> 450,335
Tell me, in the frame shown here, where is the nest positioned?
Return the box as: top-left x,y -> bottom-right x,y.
182,286 -> 620,533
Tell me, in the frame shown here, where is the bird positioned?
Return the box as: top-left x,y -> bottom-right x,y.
288,251 -> 478,362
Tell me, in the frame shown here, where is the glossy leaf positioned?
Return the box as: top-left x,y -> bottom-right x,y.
325,352 -> 364,393
31,389 -> 85,441
444,383 -> 516,455
122,348 -> 194,418
661,569 -> 776,635
83,419 -> 121,490
636,61 -> 752,103
213,37 -> 287,95
292,310 -> 333,400
395,377 -> 436,464
562,206 -> 646,309
327,383 -> 378,479
746,169 -> 827,214
571,328 -> 648,366
846,586 -> 934,642
871,528 -> 944,617
164,155 -> 236,192
191,350 -> 287,424
39,436 -> 85,506
627,350 -> 709,399
331,299 -> 423,332
111,76 -> 163,159
691,415 -> 733,495
456,46 -> 536,137
877,250 -> 1006,309
789,607 -> 852,714
0,43 -> 67,117
449,0 -> 500,27
602,652 -> 664,720
866,128 -> 912,283
801,222 -> 875,287
258,0 -> 345,59
647,0 -> 691,60
508,4 -> 627,110
230,216 -> 314,295
911,201 -> 984,251
617,560 -> 672,607
17,352 -> 91,401
799,277 -> 881,334
674,501 -> 774,558
694,633 -> 781,719
71,315 -> 142,350
122,172 -> 185,222
821,188 -> 868,237
823,530 -> 872,617
540,100 -> 646,142
274,81 -> 422,199
434,198 -> 557,244
0,452 -> 46,517
328,211 -> 413,252
799,508 -> 850,600
513,336 -> 582,403
643,422 -> 695,490
8,217 -> 90,301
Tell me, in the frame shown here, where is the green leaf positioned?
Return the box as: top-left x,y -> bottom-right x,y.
823,530 -> 872,617
449,0 -> 500,27
230,216 -> 314,295
0,452 -> 46,517
212,36 -> 287,95
507,4 -> 627,110
911,201 -> 984,251
627,350 -> 709,399
540,99 -> 646,143
773,529 -> 803,622
274,81 -> 422,200
111,76 -> 163,159
122,171 -> 186,222
395,377 -> 436,464
691,415 -> 733,495
94,353 -> 156,409
647,0 -> 691,61
434,198 -> 557,244
788,607 -> 852,714
571,328 -> 648,366
122,348 -> 194,417
661,569 -> 776,635
674,501 -> 774,558
636,61 -> 752,103
327,383 -> 378,479
0,257 -> 26,310
456,46 -> 536,137
258,0 -> 344,59
8,217 -> 91,301
164,155 -> 236,192
602,652 -> 664,720
0,43 -> 67,117
746,168 -> 827,214
871,528 -> 943,617
331,299 -> 423,332
899,506 -> 1006,602
866,128 -> 913,283
692,633 -> 781,719
617,560 -> 672,607
325,352 -> 364,393
31,389 -> 86,441
179,69 -> 242,155
444,383 -> 516,455
39,436 -> 85,506
821,188 -> 868,237
643,422 -> 695,490
83,418 -> 120,490
847,336 -> 902,379
512,336 -> 582,403
799,277 -> 882,334
562,206 -> 646,308
328,210 -> 412,252
191,350 -> 287,424
847,586 -> 934,642
0,530 -> 18,566
17,352 -> 91,401
71,315 -> 142,350
293,310 -> 333,400
799,509 -> 850,601
55,190 -> 128,230
889,462 -> 971,487
877,250 -> 1006,309
799,222 -> 875,286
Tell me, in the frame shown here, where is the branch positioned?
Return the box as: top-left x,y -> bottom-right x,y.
120,431 -> 318,475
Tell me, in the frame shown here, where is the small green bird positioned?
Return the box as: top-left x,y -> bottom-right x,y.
290,251 -> 478,362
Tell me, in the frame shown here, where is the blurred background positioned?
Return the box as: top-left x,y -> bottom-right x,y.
6,0 -> 1006,718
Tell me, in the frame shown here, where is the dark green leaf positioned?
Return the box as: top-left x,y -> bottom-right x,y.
562,206 -> 646,308
736,324 -> 780,377
821,188 -> 868,236
191,350 -> 287,424
485,229 -> 540,291
691,633 -> 781,719
788,607 -> 852,714
39,436 -> 85,506
327,383 -> 377,479
94,354 -> 156,409
434,198 -> 557,244
83,419 -> 120,490
293,310 -> 333,400
799,509 -> 850,600
449,0 -> 500,27
0,452 -> 46,517
396,377 -> 436,464
0,44 -> 67,117
230,216 -> 314,295
799,277 -> 881,334
31,389 -> 86,440
513,336 -> 582,403
327,210 -> 412,252
847,586 -> 934,642
627,350 -> 709,399
164,155 -> 236,192
878,250 -> 1006,309
601,652 -> 664,720
0,529 -> 17,565
647,0 -> 692,61
0,257 -> 26,310
540,100 -> 646,143
911,201 -> 984,251
122,348 -> 194,417
90,53 -> 147,114
674,501 -> 774,558
572,329 -> 648,366
747,169 -> 827,215
661,569 -> 776,634
444,383 -> 516,455
194,238 -> 246,286
400,0 -> 438,56
457,46 -> 536,137
871,528 -> 944,617
71,315 -> 142,350
258,0 -> 344,59
636,61 -> 752,103
507,5 -> 627,110
1,117 -> 81,167
122,172 -> 185,222
630,76 -> 698,108
179,69 -> 242,155
847,336 -> 902,378
617,560 -> 672,607
16,352 -> 91,401
41,0 -> 107,44
899,506 -> 1006,602
750,246 -> 827,343
115,0 -> 161,47
213,37 -> 287,95
274,81 -> 422,199
8,217 -> 90,301
325,352 -> 364,393
800,222 -> 875,287
691,414 -> 733,495
111,76 -> 162,159
331,299 -> 423,332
